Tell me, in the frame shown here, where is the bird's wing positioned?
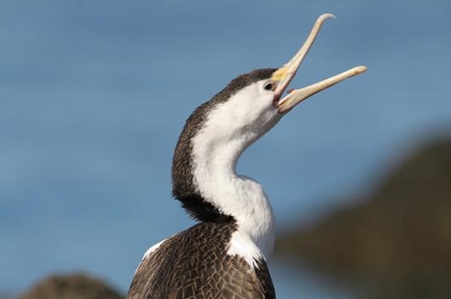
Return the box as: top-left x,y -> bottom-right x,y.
127,222 -> 275,299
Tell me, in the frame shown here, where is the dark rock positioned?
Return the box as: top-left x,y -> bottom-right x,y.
276,137 -> 451,276
17,273 -> 124,299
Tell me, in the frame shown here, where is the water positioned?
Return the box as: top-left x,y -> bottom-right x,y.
1,0 -> 450,297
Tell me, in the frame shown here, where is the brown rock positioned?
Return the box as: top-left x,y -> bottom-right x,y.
276,137 -> 451,276
18,273 -> 124,299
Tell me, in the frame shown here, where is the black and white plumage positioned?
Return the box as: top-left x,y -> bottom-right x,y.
127,14 -> 366,299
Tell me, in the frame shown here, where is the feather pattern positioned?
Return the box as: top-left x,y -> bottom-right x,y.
128,222 -> 275,299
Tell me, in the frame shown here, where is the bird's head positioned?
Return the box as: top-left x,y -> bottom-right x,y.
186,14 -> 366,144
172,14 -> 366,221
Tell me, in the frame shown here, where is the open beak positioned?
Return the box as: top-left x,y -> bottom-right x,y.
271,13 -> 367,113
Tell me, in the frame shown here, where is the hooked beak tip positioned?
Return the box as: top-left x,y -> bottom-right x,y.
269,13 -> 367,113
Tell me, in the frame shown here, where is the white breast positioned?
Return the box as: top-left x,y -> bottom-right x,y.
190,81 -> 281,265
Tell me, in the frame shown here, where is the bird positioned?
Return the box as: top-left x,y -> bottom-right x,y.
127,13 -> 366,299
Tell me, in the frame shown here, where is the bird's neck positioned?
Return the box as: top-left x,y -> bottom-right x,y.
190,129 -> 276,261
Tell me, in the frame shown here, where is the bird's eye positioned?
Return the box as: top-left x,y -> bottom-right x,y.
264,81 -> 275,91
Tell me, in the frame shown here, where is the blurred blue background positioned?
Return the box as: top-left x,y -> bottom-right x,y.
1,0 -> 450,298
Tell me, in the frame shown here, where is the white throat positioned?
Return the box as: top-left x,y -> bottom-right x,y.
191,81 -> 282,264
